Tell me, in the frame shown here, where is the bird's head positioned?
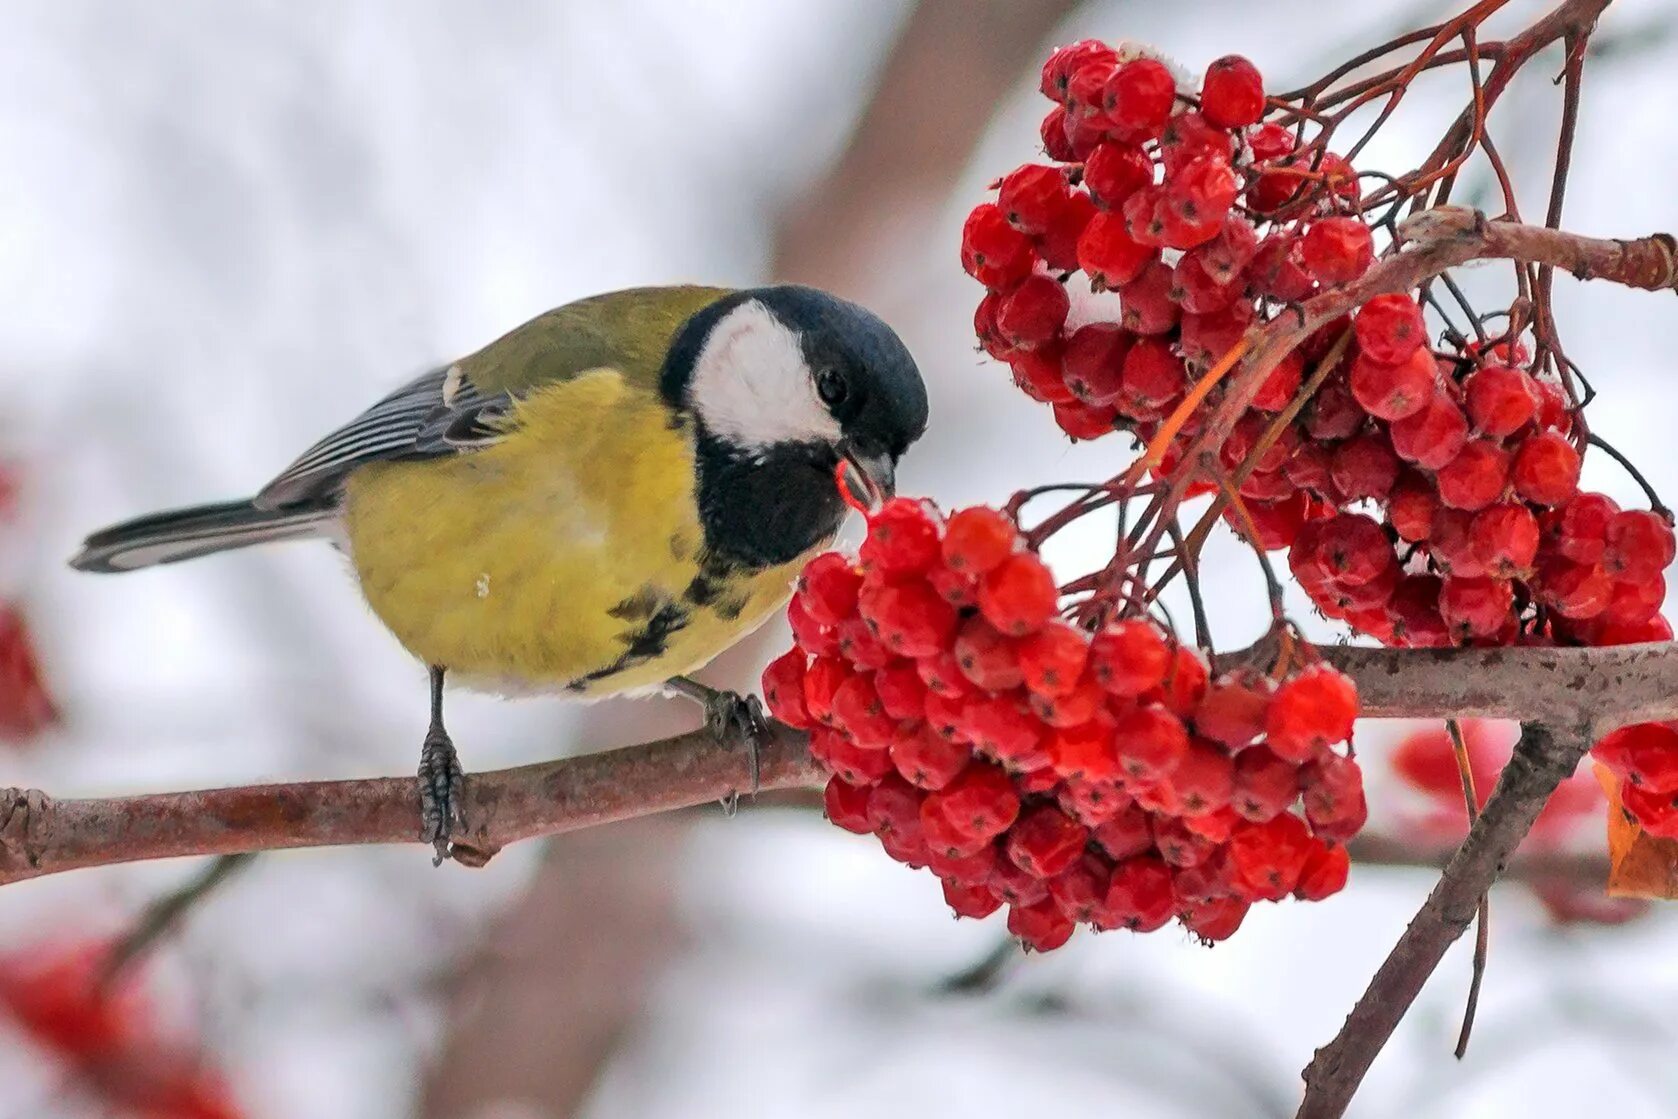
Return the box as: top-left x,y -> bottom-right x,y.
663,285 -> 929,567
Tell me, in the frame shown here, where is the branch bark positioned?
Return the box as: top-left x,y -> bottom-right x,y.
3,641 -> 1671,886
1296,722 -> 1597,1119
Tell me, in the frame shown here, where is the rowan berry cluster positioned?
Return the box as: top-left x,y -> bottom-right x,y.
962,36 -> 1678,846
764,498 -> 1364,951
0,940 -> 243,1119
964,44 -> 1363,444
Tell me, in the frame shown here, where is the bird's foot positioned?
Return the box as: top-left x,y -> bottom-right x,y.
667,677 -> 767,815
418,726 -> 466,865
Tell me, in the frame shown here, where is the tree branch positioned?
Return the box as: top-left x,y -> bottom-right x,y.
2,642 -> 1671,886
1296,722 -> 1597,1119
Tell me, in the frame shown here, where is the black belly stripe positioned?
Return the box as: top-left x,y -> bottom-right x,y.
568,601 -> 690,690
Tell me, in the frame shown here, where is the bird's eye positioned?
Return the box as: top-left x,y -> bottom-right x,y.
816,368 -> 848,406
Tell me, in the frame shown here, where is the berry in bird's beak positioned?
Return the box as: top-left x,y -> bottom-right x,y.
835,444 -> 895,514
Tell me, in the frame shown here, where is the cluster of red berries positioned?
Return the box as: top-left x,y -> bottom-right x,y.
965,36 -> 1678,845
1390,720 -> 1648,925
764,498 -> 1364,951
0,940 -> 243,1119
964,43 -> 1365,444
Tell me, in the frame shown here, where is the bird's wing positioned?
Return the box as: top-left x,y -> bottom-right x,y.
252,285 -> 731,511
252,365 -> 513,510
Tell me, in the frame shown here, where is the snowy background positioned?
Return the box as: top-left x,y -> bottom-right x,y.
4,1 -> 1678,1116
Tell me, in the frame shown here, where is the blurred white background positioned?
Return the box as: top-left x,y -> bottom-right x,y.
4,1 -> 1678,1116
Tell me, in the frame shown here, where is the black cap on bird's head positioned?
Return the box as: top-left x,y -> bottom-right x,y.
663,284 -> 929,568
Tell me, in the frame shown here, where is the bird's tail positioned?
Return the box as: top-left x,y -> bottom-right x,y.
71,500 -> 333,574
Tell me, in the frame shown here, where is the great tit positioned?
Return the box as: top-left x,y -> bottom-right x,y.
72,284 -> 929,861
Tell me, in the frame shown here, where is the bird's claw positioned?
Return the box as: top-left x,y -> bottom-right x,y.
703,689 -> 766,815
418,727 -> 466,865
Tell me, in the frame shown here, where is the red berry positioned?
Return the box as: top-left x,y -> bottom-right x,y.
995,275 -> 1071,351
1605,574 -> 1665,625
1078,211 -> 1156,289
979,553 -> 1060,636
861,499 -> 943,575
1177,300 -> 1252,370
1007,898 -> 1076,951
1470,502 -> 1539,577
1511,431 -> 1581,507
1120,336 -> 1188,409
1268,664 -> 1359,761
1010,347 -> 1073,404
1301,753 -> 1367,842
1388,471 -> 1439,543
943,878 -> 1003,920
1233,746 -> 1301,822
1027,674 -> 1105,728
788,595 -> 841,657
1083,142 -> 1153,210
1294,842 -> 1350,901
1330,431 -> 1401,502
1049,854 -> 1114,922
998,164 -> 1071,234
931,763 -> 1021,840
1061,323 -> 1132,405
1114,703 -> 1190,781
1103,59 -> 1177,141
1604,510 -> 1676,583
1092,804 -> 1153,861
1039,39 -> 1118,102
1036,190 -> 1097,271
1180,895 -> 1251,942
796,553 -> 862,626
1047,715 -> 1120,782
859,579 -> 959,657
836,615 -> 893,670
1169,739 -> 1237,815
761,649 -> 811,728
1200,54 -> 1265,128
826,733 -> 895,786
1228,814 -> 1314,901
1300,217 -> 1374,286
1350,346 -> 1435,420
1439,575 -> 1514,638
1104,854 -> 1176,931
1390,389 -> 1469,469
1250,350 -> 1305,411
1436,440 -> 1511,511
873,661 -> 927,720
1165,156 -> 1239,234
1171,252 -> 1243,314
1535,556 -> 1613,620
824,775 -> 873,834
1594,722 -> 1678,794
1116,258 -> 1182,335
954,616 -> 1024,692
1465,365 -> 1538,437
1313,513 -> 1394,586
1007,804 -> 1090,879
942,506 -> 1019,576
1556,492 -> 1620,565
1195,673 -> 1273,750
1160,111 -> 1233,175
891,724 -> 971,791
1353,294 -> 1427,364
1016,621 -> 1091,698
1052,398 -> 1119,441
1089,619 -> 1171,696
964,692 -> 1048,771
1040,106 -> 1080,162
802,655 -> 852,725
962,203 -> 1036,290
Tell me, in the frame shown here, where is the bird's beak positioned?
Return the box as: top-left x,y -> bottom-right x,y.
835,441 -> 896,513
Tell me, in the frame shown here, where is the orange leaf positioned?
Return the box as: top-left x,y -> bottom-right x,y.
1594,762 -> 1678,899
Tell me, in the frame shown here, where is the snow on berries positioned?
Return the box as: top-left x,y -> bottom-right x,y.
769,497 -> 1363,952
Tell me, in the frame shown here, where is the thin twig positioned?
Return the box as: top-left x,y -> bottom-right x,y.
1444,720 -> 1489,1060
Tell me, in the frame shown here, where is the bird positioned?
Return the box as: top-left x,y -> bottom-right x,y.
72,284 -> 929,862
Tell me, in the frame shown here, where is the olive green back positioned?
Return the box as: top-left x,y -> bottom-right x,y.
457,285 -> 732,397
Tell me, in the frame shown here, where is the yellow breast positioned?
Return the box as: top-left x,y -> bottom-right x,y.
341,369 -> 805,695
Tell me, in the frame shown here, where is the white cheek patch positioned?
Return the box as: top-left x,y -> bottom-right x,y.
689,300 -> 842,449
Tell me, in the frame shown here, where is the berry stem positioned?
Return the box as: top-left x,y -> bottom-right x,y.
1444,719 -> 1490,1060
1586,433 -> 1671,517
